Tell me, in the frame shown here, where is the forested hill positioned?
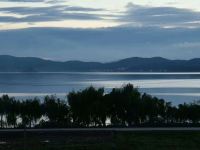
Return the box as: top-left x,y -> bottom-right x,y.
1,55 -> 200,72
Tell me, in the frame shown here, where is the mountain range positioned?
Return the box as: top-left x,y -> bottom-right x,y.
1,55 -> 200,72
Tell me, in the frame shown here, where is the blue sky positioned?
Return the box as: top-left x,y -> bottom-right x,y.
0,0 -> 200,61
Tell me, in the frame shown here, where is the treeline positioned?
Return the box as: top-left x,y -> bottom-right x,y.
0,84 -> 200,128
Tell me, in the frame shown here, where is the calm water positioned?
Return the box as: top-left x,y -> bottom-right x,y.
1,72 -> 200,105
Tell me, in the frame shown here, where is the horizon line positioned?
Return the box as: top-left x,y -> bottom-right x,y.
0,54 -> 198,63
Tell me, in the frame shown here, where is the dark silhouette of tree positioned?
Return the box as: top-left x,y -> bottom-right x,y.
188,102 -> 200,123
6,98 -> 20,128
107,84 -> 141,126
1,84 -> 200,128
141,93 -> 158,123
68,87 -> 105,127
20,98 -> 42,128
0,95 -> 12,128
43,95 -> 69,127
165,103 -> 178,123
178,103 -> 189,123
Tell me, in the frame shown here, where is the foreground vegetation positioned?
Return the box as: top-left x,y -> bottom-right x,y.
1,130 -> 200,150
0,84 -> 200,128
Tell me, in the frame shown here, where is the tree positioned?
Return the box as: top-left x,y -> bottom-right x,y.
178,103 -> 189,123
107,84 -> 141,126
0,95 -> 12,128
141,94 -> 158,123
165,104 -> 178,123
20,98 -> 42,128
43,95 -> 69,126
188,102 -> 200,123
6,98 -> 20,128
68,87 -> 105,127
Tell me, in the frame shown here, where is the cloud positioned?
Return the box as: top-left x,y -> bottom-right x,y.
2,1 -> 200,29
175,42 -> 200,48
2,0 -> 64,1
0,27 -> 200,61
1,0 -> 45,2
120,3 -> 200,28
0,5 -> 105,23
0,5 -> 103,15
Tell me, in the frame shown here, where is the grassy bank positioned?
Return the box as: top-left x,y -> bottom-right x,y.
0,130 -> 200,150
114,131 -> 200,150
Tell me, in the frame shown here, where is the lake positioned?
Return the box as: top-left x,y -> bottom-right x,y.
1,72 -> 200,105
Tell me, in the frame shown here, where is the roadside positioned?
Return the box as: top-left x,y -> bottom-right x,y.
0,129 -> 200,150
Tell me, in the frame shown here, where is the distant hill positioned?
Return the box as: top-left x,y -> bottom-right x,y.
1,55 -> 200,72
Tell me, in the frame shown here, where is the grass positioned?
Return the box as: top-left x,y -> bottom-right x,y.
0,131 -> 200,150
114,131 -> 200,150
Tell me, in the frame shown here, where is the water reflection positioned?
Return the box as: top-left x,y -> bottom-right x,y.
0,72 -> 200,104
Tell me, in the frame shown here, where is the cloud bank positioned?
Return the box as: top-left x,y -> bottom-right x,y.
0,27 -> 200,61
120,3 -> 200,28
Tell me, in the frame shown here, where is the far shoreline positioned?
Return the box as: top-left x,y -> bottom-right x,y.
1,71 -> 200,74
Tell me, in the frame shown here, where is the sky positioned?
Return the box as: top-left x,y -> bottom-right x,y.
0,0 -> 200,61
